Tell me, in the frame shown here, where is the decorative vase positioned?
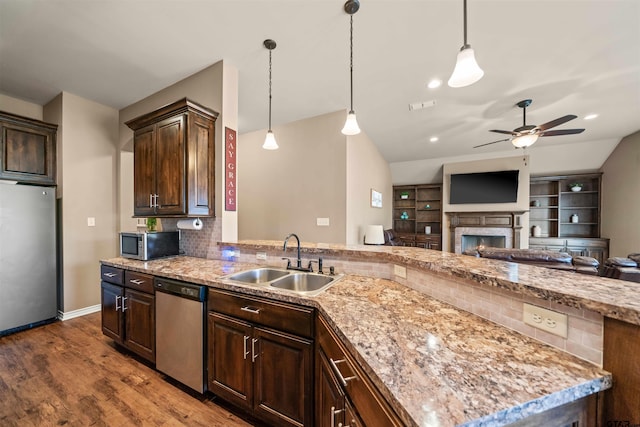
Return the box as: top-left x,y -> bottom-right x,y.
571,186 -> 582,192
425,226 -> 431,234
532,225 -> 541,237
571,214 -> 579,223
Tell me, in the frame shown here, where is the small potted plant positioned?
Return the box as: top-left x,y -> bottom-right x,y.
400,191 -> 410,200
569,182 -> 582,192
146,217 -> 157,232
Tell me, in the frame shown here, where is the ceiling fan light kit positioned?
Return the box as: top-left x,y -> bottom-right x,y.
448,0 -> 484,88
341,0 -> 362,136
262,39 -> 279,150
475,98 -> 586,149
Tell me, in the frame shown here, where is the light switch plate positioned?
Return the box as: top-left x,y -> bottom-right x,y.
523,303 -> 568,338
87,217 -> 96,227
317,218 -> 330,226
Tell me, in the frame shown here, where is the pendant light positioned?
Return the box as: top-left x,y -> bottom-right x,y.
263,39 -> 278,150
341,0 -> 361,136
448,0 -> 484,88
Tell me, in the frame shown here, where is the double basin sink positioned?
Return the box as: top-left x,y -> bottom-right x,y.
221,267 -> 343,296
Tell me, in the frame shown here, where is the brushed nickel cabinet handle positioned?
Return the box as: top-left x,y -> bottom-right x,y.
243,336 -> 250,360
103,272 -> 116,278
331,406 -> 344,427
129,279 -> 145,285
241,306 -> 260,314
251,338 -> 259,362
329,358 -> 358,387
115,295 -> 121,311
122,296 -> 128,312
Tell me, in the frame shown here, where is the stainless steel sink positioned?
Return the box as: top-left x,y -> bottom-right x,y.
269,272 -> 342,296
225,268 -> 289,284
221,267 -> 342,296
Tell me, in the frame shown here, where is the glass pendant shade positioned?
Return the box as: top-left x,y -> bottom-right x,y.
448,46 -> 484,88
512,133 -> 538,148
262,130 -> 278,150
341,111 -> 361,135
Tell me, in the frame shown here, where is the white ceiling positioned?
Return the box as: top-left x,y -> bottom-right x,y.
1,0 -> 639,164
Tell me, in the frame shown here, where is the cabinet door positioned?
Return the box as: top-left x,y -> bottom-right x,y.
133,125 -> 156,216
186,113 -> 215,216
253,326 -> 313,427
317,349 -> 346,427
208,312 -> 253,411
101,282 -> 124,343
154,115 -> 185,215
123,289 -> 155,363
1,120 -> 56,185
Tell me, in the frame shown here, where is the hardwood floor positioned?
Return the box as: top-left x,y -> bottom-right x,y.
0,313 -> 264,427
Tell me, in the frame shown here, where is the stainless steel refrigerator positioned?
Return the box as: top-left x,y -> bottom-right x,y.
0,182 -> 57,335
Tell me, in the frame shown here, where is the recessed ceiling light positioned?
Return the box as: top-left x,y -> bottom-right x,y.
584,113 -> 598,120
427,79 -> 442,89
430,136 -> 439,143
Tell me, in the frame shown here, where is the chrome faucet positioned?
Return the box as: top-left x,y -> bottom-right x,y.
283,233 -> 307,271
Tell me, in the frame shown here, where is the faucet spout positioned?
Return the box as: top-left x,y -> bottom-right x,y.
283,233 -> 302,269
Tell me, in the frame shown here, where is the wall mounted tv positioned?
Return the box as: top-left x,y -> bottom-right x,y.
449,170 -> 519,204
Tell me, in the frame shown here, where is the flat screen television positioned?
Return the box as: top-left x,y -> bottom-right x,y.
449,170 -> 519,204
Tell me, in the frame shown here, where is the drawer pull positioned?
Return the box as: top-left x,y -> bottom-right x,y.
241,306 -> 261,315
329,358 -> 357,387
103,272 -> 117,278
129,279 -> 145,285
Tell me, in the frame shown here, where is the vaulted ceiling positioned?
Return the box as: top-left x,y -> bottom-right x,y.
1,0 -> 639,164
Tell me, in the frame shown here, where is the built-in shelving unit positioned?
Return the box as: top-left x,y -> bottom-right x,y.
392,184 -> 442,250
529,173 -> 609,263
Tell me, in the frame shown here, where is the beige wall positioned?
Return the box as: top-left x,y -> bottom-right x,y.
441,155 -> 531,252
346,131 -> 392,244
118,61 -> 238,242
238,110 -> 348,243
44,92 -> 119,313
600,130 -> 640,257
0,93 -> 43,120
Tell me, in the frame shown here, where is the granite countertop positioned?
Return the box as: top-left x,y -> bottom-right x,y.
101,255 -> 611,427
226,240 -> 640,326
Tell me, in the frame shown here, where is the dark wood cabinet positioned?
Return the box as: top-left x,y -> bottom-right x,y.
100,266 -> 155,363
126,98 -> 218,217
0,111 -> 57,185
207,289 -> 314,427
392,183 -> 442,250
529,237 -> 609,265
316,314 -> 403,427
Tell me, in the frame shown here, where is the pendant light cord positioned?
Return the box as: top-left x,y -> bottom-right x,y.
349,14 -> 354,112
463,0 -> 468,48
268,48 -> 273,131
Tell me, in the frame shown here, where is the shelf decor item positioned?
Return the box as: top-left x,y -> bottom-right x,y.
400,211 -> 409,220
571,214 -> 579,223
531,199 -> 541,207
400,192 -> 409,199
532,225 -> 542,237
146,217 -> 157,232
424,204 -> 431,209
570,183 -> 582,192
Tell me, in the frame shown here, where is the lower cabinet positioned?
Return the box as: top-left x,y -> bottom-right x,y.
316,314 -> 404,427
207,289 -> 314,427
529,237 -> 609,265
100,267 -> 155,363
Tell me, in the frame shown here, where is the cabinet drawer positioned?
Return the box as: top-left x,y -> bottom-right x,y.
124,270 -> 154,293
100,265 -> 124,285
317,315 -> 403,427
208,289 -> 314,338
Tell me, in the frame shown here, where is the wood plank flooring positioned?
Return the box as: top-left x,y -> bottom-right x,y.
0,313 -> 264,427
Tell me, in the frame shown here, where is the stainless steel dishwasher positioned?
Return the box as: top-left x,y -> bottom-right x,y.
155,277 -> 207,393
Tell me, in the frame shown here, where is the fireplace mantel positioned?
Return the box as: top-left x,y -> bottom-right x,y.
447,211 -> 525,253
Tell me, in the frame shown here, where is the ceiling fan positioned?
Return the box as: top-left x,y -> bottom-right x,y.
474,99 -> 585,149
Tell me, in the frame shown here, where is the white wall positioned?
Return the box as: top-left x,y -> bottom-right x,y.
45,92 -> 119,313
441,155 -> 530,252
600,131 -> 640,257
346,131 -> 392,244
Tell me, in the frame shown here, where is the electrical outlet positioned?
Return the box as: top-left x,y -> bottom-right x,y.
394,265 -> 407,279
523,303 -> 568,338
256,252 -> 267,260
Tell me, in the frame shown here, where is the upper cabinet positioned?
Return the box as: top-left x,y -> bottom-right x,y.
126,99 -> 218,217
0,111 -> 57,186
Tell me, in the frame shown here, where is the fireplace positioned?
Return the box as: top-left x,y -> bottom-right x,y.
448,211 -> 524,254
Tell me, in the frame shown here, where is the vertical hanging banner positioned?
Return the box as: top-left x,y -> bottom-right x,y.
225,127 -> 237,211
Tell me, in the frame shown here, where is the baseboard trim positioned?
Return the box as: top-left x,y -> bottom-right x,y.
58,304 -> 101,321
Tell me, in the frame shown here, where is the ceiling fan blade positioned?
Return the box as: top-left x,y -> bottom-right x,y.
537,115 -> 577,131
474,138 -> 510,148
489,129 -> 517,135
540,128 -> 585,137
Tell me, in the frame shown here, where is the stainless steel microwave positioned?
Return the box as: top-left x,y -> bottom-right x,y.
120,231 -> 179,260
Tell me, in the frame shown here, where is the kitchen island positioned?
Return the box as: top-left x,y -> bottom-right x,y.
102,246 -> 615,427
